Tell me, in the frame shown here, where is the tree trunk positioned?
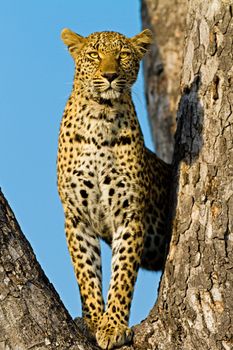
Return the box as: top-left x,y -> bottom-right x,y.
134,0 -> 233,349
1,1 -> 232,349
141,0 -> 187,163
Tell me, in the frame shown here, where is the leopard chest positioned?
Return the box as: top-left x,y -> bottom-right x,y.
61,141 -> 144,241
57,100 -> 146,239
65,143 -> 131,241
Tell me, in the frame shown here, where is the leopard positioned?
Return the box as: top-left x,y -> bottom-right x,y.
57,27 -> 171,349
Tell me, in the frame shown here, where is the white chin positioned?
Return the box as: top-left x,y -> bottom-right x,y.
100,89 -> 121,100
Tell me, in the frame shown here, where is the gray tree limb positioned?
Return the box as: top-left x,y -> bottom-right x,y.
0,190 -> 97,350
142,0 -> 187,163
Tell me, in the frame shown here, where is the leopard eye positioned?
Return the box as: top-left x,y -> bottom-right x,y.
120,51 -> 131,59
88,52 -> 99,59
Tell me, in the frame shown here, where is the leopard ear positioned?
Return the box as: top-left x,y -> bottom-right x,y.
61,28 -> 87,59
131,29 -> 153,59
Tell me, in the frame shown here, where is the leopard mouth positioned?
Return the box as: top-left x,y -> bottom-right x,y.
100,88 -> 121,100
92,78 -> 127,99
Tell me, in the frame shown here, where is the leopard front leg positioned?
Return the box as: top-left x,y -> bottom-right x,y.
96,217 -> 145,349
65,212 -> 104,334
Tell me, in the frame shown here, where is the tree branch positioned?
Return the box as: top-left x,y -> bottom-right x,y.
141,0 -> 187,163
0,189 -> 97,350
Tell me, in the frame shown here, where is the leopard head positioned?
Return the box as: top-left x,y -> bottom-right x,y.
61,29 -> 152,100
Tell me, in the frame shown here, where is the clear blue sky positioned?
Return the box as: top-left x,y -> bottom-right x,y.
0,0 -> 161,326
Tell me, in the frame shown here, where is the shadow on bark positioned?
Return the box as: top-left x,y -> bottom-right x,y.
167,74 -> 204,256
174,75 -> 204,166
164,74 -> 204,254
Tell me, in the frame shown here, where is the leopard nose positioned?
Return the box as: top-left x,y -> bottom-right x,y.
103,73 -> 119,82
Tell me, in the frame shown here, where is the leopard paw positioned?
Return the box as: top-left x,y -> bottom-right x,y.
83,317 -> 98,337
96,313 -> 133,349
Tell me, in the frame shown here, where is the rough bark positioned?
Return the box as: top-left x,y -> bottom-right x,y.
0,189 -> 97,350
133,0 -> 233,349
1,1 -> 233,349
141,0 -> 187,163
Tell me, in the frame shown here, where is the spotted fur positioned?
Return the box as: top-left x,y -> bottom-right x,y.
57,28 -> 171,349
